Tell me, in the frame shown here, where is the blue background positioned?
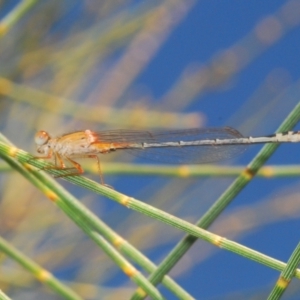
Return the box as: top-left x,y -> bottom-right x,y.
1,0 -> 300,299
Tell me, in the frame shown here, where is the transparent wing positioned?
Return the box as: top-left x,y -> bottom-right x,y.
94,127 -> 247,164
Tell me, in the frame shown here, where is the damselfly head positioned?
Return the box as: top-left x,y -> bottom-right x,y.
34,130 -> 51,155
35,131 -> 51,146
35,131 -> 52,154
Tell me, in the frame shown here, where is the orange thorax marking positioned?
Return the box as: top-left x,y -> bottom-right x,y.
92,142 -> 130,153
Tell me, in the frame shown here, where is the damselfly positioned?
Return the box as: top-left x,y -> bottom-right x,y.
34,127 -> 300,184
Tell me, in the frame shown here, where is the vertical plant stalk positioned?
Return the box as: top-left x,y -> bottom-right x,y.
130,102 -> 300,300
267,242 -> 300,300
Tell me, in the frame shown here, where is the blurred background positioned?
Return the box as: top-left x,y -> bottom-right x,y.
1,0 -> 300,299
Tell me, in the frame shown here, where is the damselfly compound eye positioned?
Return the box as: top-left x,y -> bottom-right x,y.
35,130 -> 50,146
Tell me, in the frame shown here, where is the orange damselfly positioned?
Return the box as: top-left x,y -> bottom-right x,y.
34,127 -> 300,184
